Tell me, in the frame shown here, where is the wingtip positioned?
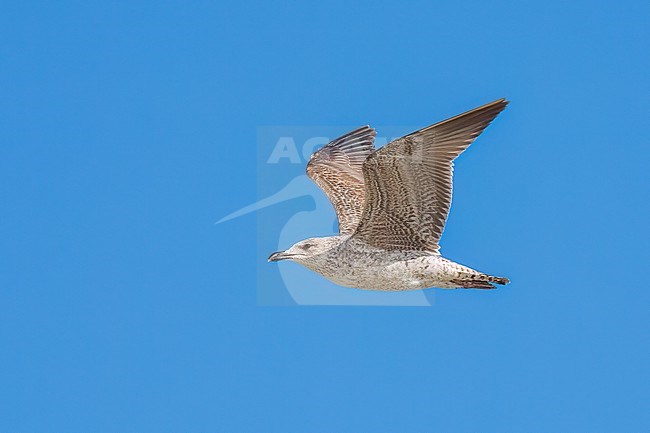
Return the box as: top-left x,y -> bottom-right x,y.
477,98 -> 509,116
486,97 -> 509,108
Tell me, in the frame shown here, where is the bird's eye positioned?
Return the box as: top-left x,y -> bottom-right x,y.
303,244 -> 312,250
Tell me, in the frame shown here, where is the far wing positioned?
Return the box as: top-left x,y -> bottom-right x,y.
306,126 -> 376,234
352,99 -> 508,252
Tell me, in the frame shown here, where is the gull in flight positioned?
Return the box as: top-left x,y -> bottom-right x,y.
268,99 -> 510,290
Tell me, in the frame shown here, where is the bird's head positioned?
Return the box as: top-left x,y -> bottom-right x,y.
268,237 -> 338,263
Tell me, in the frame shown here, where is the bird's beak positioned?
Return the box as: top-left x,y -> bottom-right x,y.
268,251 -> 293,262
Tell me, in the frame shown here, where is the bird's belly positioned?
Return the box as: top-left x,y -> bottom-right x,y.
318,254 -> 459,291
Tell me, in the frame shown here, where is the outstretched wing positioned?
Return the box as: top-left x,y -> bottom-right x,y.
306,126 -> 376,234
352,99 -> 508,252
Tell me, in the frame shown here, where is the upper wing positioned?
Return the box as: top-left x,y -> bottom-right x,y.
352,99 -> 508,252
306,126 -> 376,234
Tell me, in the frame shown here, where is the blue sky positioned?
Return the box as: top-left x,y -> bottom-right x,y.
1,0 -> 649,432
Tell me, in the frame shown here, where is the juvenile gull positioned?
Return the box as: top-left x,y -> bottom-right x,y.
268,99 -> 510,290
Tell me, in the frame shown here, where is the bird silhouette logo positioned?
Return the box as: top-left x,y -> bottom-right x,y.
217,128 -> 433,306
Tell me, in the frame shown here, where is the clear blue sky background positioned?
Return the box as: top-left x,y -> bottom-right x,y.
1,1 -> 649,432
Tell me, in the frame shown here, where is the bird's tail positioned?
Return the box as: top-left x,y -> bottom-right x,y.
451,274 -> 510,290
484,275 -> 510,285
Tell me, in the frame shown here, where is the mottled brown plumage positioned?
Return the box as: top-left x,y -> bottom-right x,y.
354,99 -> 508,252
306,126 -> 375,234
269,99 -> 510,291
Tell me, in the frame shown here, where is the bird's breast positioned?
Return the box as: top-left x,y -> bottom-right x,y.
308,243 -> 449,291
